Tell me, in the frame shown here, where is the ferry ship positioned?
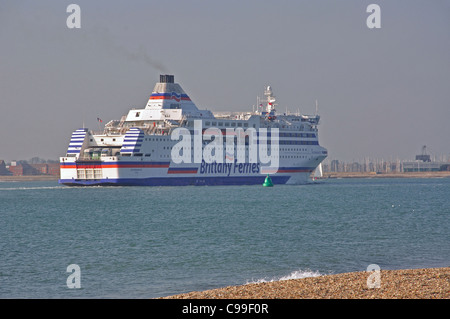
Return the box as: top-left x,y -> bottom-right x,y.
59,75 -> 327,186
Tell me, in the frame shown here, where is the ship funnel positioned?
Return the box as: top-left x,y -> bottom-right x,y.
146,74 -> 207,115
160,74 -> 174,83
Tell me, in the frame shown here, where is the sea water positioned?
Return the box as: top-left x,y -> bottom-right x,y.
0,178 -> 448,298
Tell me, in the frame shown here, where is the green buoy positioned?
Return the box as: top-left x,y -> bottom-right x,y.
263,174 -> 274,187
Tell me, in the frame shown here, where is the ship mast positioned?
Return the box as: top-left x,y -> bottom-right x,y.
264,85 -> 277,114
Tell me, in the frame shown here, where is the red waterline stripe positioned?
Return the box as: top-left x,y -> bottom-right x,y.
61,164 -> 170,169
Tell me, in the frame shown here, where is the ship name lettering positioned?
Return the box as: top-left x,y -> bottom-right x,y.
200,159 -> 260,175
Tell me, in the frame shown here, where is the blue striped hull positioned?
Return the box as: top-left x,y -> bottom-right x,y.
59,175 -> 291,186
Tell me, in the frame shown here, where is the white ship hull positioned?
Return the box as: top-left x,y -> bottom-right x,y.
60,157 -> 322,186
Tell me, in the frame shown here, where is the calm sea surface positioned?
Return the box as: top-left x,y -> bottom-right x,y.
0,177 -> 449,298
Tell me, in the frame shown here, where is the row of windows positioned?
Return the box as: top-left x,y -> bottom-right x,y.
145,137 -> 170,141
188,121 -> 250,128
94,137 -> 172,143
279,140 -> 318,145
125,146 -> 311,156
77,168 -> 102,179
280,155 -> 310,159
188,121 -> 315,132
123,153 -> 311,160
120,137 -> 318,146
279,133 -> 316,138
189,129 -> 315,137
169,146 -> 310,151
95,134 -> 315,143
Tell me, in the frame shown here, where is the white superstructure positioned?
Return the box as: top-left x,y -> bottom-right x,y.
59,75 -> 327,186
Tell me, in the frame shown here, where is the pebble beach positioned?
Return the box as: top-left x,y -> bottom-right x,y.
163,267 -> 449,299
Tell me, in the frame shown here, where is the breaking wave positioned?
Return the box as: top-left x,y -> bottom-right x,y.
246,269 -> 323,284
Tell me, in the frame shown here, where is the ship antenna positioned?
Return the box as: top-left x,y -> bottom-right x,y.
315,99 -> 319,115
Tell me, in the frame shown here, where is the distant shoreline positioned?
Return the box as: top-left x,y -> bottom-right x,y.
1,171 -> 449,182
0,175 -> 59,182
322,171 -> 450,179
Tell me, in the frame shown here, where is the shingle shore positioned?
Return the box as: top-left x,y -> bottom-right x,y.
162,267 -> 449,299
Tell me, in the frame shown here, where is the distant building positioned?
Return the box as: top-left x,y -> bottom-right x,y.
8,163 -> 22,175
403,146 -> 448,172
29,163 -> 60,175
351,162 -> 362,172
0,160 -> 12,175
3,161 -> 60,176
415,154 -> 431,162
330,160 -> 339,172
403,161 -> 447,172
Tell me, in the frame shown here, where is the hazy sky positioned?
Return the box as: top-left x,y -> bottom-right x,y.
1,0 -> 449,163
